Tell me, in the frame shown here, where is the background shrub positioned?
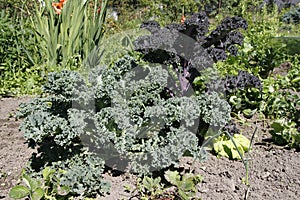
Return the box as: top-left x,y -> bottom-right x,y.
0,10 -> 44,96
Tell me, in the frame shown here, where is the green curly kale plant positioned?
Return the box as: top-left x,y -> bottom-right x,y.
15,11 -> 251,195
17,55 -> 231,180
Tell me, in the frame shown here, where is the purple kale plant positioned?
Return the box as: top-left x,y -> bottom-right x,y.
134,12 -> 249,94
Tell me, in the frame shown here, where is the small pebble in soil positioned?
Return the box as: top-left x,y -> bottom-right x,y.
199,188 -> 209,193
216,188 -> 222,192
261,172 -> 271,179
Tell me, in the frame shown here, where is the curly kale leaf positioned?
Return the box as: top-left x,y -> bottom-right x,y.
57,153 -> 110,195
80,60 -> 231,174
207,70 -> 262,94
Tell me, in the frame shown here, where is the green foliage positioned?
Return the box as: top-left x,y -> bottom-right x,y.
270,119 -> 300,149
104,0 -> 201,35
23,151 -> 109,197
137,176 -> 165,200
164,170 -> 202,200
9,167 -> 72,199
9,170 -> 44,200
261,63 -> 299,118
282,5 -> 300,24
17,54 -> 231,177
0,0 -> 33,17
16,71 -> 111,196
31,0 -> 107,69
199,0 -> 241,16
41,167 -> 70,198
56,153 -> 110,195
261,79 -> 299,119
228,88 -> 261,118
253,58 -> 300,149
212,4 -> 300,150
214,2 -> 299,79
271,37 -> 300,55
0,0 -> 109,96
213,134 -> 250,160
137,171 -> 202,200
136,0 -> 199,22
0,10 -> 44,96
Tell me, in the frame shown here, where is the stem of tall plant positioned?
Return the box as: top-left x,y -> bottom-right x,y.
226,126 -> 257,200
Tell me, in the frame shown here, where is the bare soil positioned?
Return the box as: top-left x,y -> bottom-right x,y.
0,97 -> 299,200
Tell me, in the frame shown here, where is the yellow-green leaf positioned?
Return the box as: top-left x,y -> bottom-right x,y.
9,185 -> 30,199
233,134 -> 250,151
32,188 -> 44,200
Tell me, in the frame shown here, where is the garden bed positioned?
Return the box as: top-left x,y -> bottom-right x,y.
0,97 -> 299,200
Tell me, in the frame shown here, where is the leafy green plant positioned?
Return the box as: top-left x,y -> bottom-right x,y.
106,0 -> 200,28
136,176 -> 166,200
31,0 -> 108,69
9,170 -> 44,200
270,119 -> 300,149
258,64 -> 300,148
19,55 -> 230,175
40,167 -> 70,199
136,170 -> 202,200
18,10 -> 251,176
229,88 -> 261,118
164,170 -> 202,200
0,10 -> 44,96
215,3 -> 284,78
14,11 -> 255,197
9,167 -> 70,200
212,133 -> 250,160
199,0 -> 242,16
211,124 -> 254,199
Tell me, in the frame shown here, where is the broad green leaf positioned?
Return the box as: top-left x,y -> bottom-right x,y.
9,185 -> 30,199
179,179 -> 194,191
231,144 -> 244,160
228,139 -> 245,159
233,134 -> 250,151
291,76 -> 300,83
164,171 -> 180,186
153,177 -> 161,185
32,188 -> 44,200
271,121 -> 284,132
22,174 -> 31,189
22,174 -> 40,191
213,141 -> 229,158
142,176 -> 154,190
29,178 -> 40,191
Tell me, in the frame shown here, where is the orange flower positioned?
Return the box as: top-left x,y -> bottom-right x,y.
181,15 -> 186,24
52,0 -> 68,15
